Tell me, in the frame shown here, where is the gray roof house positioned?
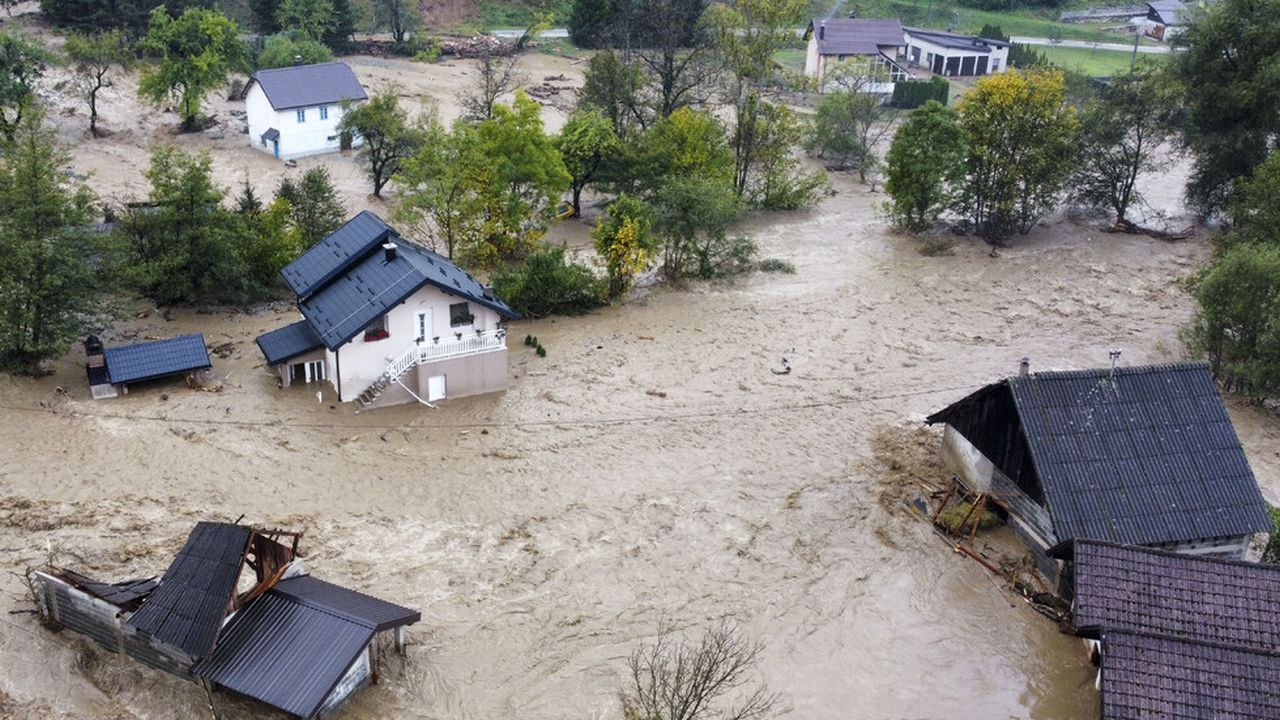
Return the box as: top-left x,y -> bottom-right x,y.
926,361 -> 1271,584
802,17 -> 910,91
903,27 -> 1011,77
241,61 -> 368,160
255,211 -> 520,409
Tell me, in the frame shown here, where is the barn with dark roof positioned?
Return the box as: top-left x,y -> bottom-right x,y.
255,211 -> 520,409
926,361 -> 1271,583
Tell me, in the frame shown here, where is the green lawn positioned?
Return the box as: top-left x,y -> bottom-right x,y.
775,48 -> 807,73
1037,45 -> 1139,77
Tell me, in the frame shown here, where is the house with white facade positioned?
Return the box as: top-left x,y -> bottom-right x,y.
1140,0 -> 1192,41
802,17 -> 910,93
903,27 -> 1010,77
242,61 -> 368,160
255,211 -> 520,408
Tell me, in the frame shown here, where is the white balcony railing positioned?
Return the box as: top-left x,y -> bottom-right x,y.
413,329 -> 507,363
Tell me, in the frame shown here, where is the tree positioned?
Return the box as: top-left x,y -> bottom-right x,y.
249,0 -> 283,33
1186,242 -> 1280,398
809,62 -> 898,182
884,100 -> 968,232
323,0 -> 356,50
39,0 -> 206,36
274,0 -> 334,42
491,245 -> 605,318
460,49 -> 520,122
593,194 -> 657,297
579,49 -> 644,137
1072,65 -> 1177,224
337,90 -> 425,198
371,0 -> 417,45
1228,150 -> 1280,247
1169,0 -> 1280,216
276,167 -> 346,247
257,32 -> 334,68
634,107 -> 734,196
0,109 -> 102,374
137,7 -> 249,132
956,67 -> 1078,243
394,118 -> 487,260
0,32 -> 54,144
556,110 -> 619,216
750,102 -> 825,210
65,30 -> 135,138
653,175 -> 744,277
628,0 -> 717,124
621,621 -> 779,720
569,0 -> 616,48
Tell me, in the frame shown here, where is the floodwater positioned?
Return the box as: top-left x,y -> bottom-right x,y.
3,13 -> 1280,719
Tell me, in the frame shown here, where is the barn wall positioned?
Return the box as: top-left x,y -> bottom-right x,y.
936,384 -> 1044,504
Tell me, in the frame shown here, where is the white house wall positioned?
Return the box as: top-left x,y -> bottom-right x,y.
244,83 -> 363,160
905,34 -> 1009,76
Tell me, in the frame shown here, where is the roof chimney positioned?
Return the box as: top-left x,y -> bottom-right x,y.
819,21 -> 826,40
1019,357 -> 1030,376
383,242 -> 398,262
293,54 -> 303,66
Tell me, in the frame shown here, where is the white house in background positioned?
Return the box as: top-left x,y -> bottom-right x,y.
1140,0 -> 1191,40
903,27 -> 1010,77
241,61 -> 368,160
254,211 -> 520,409
802,17 -> 910,93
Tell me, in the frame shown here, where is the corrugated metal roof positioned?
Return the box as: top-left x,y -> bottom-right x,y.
1147,0 -> 1188,24
928,362 -> 1271,547
125,522 -> 251,658
1070,540 -> 1280,652
103,334 -> 211,385
255,320 -> 324,366
806,18 -> 904,56
1099,631 -> 1280,720
245,62 -> 368,112
273,575 -> 421,631
58,568 -> 158,609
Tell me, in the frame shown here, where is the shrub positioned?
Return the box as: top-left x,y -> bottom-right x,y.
1264,504 -> 1280,564
258,32 -> 333,69
891,77 -> 949,109
491,245 -> 606,318
757,257 -> 796,274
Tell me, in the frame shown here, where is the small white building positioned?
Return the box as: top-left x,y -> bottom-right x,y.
241,61 -> 368,160
255,211 -> 520,409
1140,0 -> 1191,41
803,17 -> 910,93
903,27 -> 1010,77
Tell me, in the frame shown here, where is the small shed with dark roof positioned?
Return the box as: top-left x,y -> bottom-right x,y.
241,61 -> 367,160
926,362 -> 1270,584
84,333 -> 212,399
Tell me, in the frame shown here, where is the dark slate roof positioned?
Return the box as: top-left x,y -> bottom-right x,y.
59,568 -> 158,609
1069,540 -> 1280,653
904,27 -> 1009,51
255,320 -> 323,366
193,576 -> 416,718
806,18 -> 905,55
103,334 -> 211,385
244,62 -> 367,111
1099,631 -> 1280,720
273,575 -> 421,631
286,211 -> 518,350
125,522 -> 251,658
928,362 -> 1271,546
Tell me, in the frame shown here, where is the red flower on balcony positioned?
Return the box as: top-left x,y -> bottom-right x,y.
364,328 -> 389,342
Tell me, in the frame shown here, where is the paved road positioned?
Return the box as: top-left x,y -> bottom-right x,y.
1009,35 -> 1176,53
489,27 -> 570,39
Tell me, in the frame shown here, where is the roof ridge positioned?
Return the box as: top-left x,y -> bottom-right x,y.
1013,360 -> 1211,382
1073,538 -> 1280,574
270,579 -> 378,630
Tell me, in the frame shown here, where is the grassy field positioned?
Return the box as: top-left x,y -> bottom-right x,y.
1037,45 -> 1138,76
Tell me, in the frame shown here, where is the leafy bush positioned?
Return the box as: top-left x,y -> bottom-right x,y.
757,258 -> 796,274
492,245 -> 605,318
1185,241 -> 1280,399
891,77 -> 949,109
258,32 -> 334,69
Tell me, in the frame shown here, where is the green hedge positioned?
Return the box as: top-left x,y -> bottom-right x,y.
891,77 -> 950,109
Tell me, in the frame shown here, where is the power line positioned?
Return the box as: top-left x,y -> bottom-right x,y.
0,382 -> 981,432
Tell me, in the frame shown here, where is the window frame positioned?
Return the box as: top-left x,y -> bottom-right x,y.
296,108 -> 306,123
319,105 -> 329,120
449,302 -> 474,328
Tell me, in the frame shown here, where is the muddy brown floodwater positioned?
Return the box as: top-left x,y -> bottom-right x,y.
3,13 -> 1280,718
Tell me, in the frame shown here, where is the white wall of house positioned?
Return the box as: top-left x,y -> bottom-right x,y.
904,34 -> 1009,77
804,37 -> 822,79
244,83 -> 363,160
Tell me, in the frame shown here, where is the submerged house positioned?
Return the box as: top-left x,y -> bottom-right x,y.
83,333 -> 212,400
902,27 -> 1010,77
33,521 -> 419,719
1060,540 -> 1280,719
802,17 -> 910,93
255,211 -> 519,408
242,61 -> 367,160
926,361 -> 1271,583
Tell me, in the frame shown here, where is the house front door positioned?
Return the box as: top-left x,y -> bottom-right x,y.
415,310 -> 432,342
427,374 -> 446,402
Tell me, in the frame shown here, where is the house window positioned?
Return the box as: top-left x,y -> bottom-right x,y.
449,302 -> 474,327
290,360 -> 325,384
320,105 -> 329,120
297,108 -> 306,123
991,58 -> 1001,72
363,315 -> 389,342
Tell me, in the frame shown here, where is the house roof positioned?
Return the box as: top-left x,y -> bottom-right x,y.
805,17 -> 905,56
57,568 -> 158,609
255,320 -> 323,365
103,334 -> 211,385
927,362 -> 1271,547
262,127 -> 280,143
192,576 -> 418,719
1098,631 -> 1280,720
125,522 -> 251,658
904,26 -> 1009,51
269,211 -> 519,354
1068,540 -> 1280,652
1147,0 -> 1188,24
244,62 -> 367,111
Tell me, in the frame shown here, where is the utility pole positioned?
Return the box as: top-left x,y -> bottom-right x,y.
1130,24 -> 1140,69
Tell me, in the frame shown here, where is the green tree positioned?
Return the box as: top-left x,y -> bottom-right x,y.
1228,151 -> 1280,248
634,106 -> 734,195
556,109 -> 619,216
137,7 -> 249,132
491,245 -> 605,318
1072,65 -> 1177,224
808,66 -> 898,182
0,110 -> 102,374
323,0 -> 356,50
64,29 -> 136,138
237,195 -> 301,290
579,49 -> 644,137
593,194 -> 657,297
257,32 -> 334,68
249,0 -> 283,33
394,118 -> 487,260
39,0 -> 205,36
1186,242 -> 1280,398
338,90 -> 425,198
751,102 -> 825,209
276,167 -> 346,248
274,0 -> 334,42
653,175 -> 745,277
956,67 -> 1078,243
884,100 -> 968,232
570,0 -> 616,48
0,32 -> 54,144
371,0 -> 417,45
1169,0 -> 1280,216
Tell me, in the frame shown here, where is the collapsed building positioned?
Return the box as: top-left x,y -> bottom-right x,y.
32,521 -> 419,719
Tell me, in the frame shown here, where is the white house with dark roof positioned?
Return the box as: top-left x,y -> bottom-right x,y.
241,61 -> 368,160
255,211 -> 520,408
803,17 -> 910,93
1141,0 -> 1193,40
903,27 -> 1010,77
